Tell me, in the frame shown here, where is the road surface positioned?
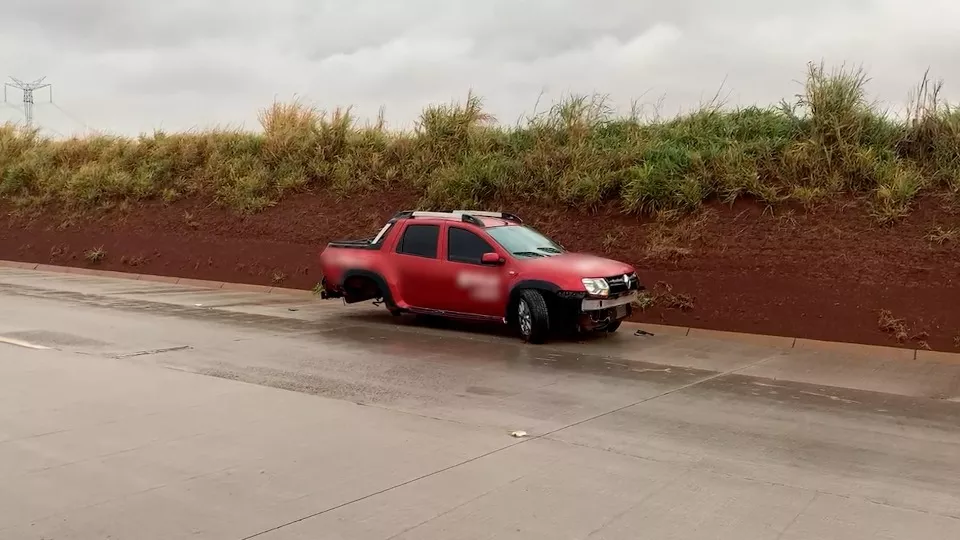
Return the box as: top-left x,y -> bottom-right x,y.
1,267 -> 959,539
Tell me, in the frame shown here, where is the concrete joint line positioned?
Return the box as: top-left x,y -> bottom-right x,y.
538,353 -> 777,441
239,354 -> 776,540
111,346 -> 193,359
238,439 -> 530,540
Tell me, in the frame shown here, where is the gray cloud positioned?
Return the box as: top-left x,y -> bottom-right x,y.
1,0 -> 958,136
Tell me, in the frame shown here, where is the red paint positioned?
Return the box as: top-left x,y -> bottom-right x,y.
318,212 -> 637,324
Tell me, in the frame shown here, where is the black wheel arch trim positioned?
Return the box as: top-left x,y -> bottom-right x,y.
509,279 -> 561,295
341,269 -> 396,305
506,280 -> 562,321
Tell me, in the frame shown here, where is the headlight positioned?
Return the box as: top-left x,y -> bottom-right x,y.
581,277 -> 609,297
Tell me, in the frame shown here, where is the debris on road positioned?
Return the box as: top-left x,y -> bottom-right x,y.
509,430 -> 528,438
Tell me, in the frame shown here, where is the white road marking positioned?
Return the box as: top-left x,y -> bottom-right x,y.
0,337 -> 52,350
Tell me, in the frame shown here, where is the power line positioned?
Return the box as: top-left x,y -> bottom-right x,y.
49,102 -> 93,134
2,101 -> 24,116
3,77 -> 95,137
1,102 -> 25,130
4,76 -> 52,128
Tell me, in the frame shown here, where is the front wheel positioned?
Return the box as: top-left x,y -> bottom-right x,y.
516,289 -> 550,344
604,319 -> 623,333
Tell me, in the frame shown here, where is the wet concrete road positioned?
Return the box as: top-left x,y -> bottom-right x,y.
1,268 -> 959,539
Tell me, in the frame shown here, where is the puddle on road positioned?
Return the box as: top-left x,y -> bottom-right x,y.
0,279 -> 710,387
297,322 -> 712,386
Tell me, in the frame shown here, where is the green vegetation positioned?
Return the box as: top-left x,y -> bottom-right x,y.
2,62 -> 959,221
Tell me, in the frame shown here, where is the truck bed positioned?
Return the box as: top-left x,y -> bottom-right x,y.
326,221 -> 396,250
326,238 -> 381,249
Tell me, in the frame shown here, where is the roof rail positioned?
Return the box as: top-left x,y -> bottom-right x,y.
391,210 -> 521,227
404,211 -> 485,227
451,210 -> 523,224
410,211 -> 457,219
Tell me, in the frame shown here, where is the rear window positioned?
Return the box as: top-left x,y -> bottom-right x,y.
396,224 -> 439,259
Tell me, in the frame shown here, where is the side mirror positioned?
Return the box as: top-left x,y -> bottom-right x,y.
481,252 -> 504,265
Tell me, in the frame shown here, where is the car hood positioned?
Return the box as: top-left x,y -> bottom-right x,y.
516,252 -> 635,282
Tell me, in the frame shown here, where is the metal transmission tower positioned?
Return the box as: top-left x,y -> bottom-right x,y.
4,76 -> 52,128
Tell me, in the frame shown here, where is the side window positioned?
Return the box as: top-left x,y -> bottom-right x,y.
396,224 -> 439,259
447,227 -> 495,264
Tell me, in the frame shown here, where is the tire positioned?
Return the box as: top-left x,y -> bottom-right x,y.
516,289 -> 550,344
605,319 -> 623,333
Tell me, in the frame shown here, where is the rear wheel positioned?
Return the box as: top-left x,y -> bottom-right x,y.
516,289 -> 550,344
343,276 -> 382,304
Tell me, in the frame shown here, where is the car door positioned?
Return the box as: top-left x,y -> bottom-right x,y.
442,225 -> 509,318
392,223 -> 447,310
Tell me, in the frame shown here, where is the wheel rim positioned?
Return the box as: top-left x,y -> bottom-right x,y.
518,300 -> 532,336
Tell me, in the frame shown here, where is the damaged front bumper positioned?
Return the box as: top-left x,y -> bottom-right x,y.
577,291 -> 638,330
580,291 -> 638,312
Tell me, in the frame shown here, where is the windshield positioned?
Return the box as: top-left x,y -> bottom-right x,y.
486,225 -> 564,258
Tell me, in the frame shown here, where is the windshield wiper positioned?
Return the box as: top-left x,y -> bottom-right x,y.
513,251 -> 546,258
536,246 -> 562,254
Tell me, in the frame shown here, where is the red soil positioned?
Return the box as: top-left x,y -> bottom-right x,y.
2,192 -> 959,352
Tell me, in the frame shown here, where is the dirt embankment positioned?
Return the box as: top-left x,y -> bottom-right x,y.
2,193 -> 959,352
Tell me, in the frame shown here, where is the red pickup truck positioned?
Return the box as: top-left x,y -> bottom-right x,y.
318,210 -> 643,343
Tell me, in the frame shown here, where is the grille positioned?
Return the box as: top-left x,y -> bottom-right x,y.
605,272 -> 637,295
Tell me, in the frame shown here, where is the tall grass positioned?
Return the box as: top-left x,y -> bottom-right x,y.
2,62 -> 959,219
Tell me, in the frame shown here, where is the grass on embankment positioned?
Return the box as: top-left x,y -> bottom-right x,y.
1,62 -> 959,222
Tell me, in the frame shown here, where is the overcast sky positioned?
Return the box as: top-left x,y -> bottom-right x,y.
2,0 -> 959,137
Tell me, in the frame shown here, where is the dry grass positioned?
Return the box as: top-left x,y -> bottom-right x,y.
877,309 -> 933,346
602,231 -> 624,251
877,309 -> 909,342
926,225 -> 959,244
634,291 -> 656,311
183,211 -> 200,229
655,283 -> 697,312
1,63 -> 959,221
49,244 -> 68,258
644,228 -> 693,260
634,281 -> 696,312
643,210 -> 712,260
120,254 -> 147,267
84,246 -> 106,264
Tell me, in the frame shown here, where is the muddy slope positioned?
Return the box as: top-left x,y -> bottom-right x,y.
2,193 -> 958,351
